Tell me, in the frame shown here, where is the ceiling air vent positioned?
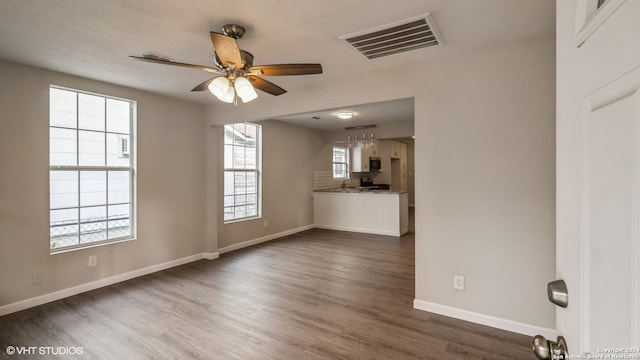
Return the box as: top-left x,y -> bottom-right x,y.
339,14 -> 443,60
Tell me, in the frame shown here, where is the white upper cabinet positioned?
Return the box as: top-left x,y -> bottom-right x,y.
390,141 -> 402,158
400,143 -> 407,171
350,143 -> 371,172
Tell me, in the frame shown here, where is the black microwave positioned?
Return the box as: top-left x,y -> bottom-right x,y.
369,157 -> 381,171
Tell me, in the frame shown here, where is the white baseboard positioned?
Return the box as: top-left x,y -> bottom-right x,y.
218,225 -> 314,254
413,299 -> 556,339
203,251 -> 219,260
3,223 -> 315,316
314,224 -> 402,237
0,252 -> 217,316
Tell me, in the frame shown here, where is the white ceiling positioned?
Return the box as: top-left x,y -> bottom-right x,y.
269,98 -> 415,132
0,0 -> 555,130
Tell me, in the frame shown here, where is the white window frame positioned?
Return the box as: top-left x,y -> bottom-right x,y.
332,146 -> 350,179
223,122 -> 262,223
49,85 -> 136,253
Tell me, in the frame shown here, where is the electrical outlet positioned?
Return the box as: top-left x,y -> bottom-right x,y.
454,275 -> 465,290
88,255 -> 97,267
263,220 -> 268,228
31,272 -> 42,285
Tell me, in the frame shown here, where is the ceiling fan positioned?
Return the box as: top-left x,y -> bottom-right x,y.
130,24 -> 323,104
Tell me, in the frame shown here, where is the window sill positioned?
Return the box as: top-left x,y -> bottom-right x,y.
223,216 -> 261,225
50,236 -> 136,255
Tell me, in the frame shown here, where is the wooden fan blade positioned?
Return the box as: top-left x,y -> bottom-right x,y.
130,55 -> 220,73
248,64 -> 323,76
247,76 -> 287,96
210,32 -> 242,68
191,77 -> 217,92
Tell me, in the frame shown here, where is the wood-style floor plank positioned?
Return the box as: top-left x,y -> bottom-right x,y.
0,229 -> 536,359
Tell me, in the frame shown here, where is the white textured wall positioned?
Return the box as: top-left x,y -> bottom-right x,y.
0,60 -> 208,306
215,120 -> 326,249
206,35 -> 556,330
0,33 -> 556,332
415,37 -> 556,329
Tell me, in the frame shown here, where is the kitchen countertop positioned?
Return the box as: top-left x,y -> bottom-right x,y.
314,187 -> 408,194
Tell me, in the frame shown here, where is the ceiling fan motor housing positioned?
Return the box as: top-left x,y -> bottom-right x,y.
222,24 -> 246,39
213,49 -> 253,70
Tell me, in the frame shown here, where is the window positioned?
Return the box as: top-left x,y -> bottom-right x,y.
49,86 -> 135,252
332,146 -> 349,179
224,123 -> 261,222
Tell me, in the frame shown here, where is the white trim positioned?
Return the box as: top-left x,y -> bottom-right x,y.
580,94 -> 592,352
578,65 -> 640,351
635,87 -> 640,349
222,122 -> 262,224
575,0 -> 629,47
218,225 -> 314,254
203,251 -> 219,260
0,252 -> 217,316
413,299 -> 557,339
50,237 -> 136,255
314,224 -> 404,237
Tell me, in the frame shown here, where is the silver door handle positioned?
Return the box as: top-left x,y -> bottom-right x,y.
532,335 -> 568,360
547,279 -> 568,308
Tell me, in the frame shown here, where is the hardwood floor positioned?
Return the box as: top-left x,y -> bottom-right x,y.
0,229 -> 536,359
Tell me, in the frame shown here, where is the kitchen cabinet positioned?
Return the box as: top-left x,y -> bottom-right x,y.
369,143 -> 380,157
350,144 -> 368,172
350,140 -> 404,179
314,191 -> 408,237
401,170 -> 408,191
400,143 -> 407,191
400,143 -> 407,171
350,143 -> 380,172
390,141 -> 402,158
385,140 -> 407,191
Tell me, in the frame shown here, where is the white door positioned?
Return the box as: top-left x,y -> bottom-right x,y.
556,0 -> 640,357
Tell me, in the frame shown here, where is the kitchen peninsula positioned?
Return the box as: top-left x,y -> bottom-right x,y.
313,189 -> 409,237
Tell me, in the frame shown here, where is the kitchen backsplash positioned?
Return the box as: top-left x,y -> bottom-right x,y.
313,170 -> 356,190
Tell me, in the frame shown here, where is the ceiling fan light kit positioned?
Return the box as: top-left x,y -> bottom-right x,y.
131,24 -> 322,106
207,75 -> 258,103
219,86 -> 235,104
208,77 -> 230,98
234,76 -> 257,99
